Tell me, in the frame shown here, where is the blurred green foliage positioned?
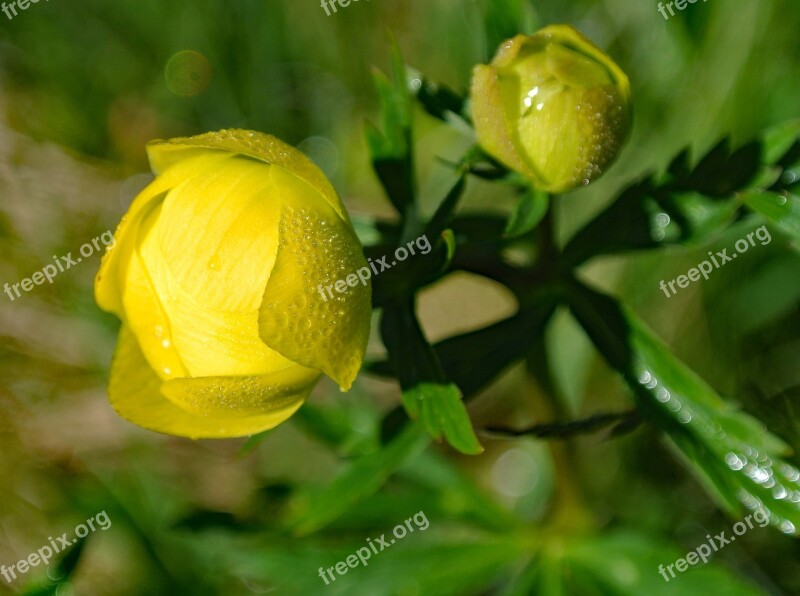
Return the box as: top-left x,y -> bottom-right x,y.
1,0 -> 800,594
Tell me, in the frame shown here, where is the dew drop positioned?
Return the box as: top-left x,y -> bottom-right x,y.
779,520 -> 797,535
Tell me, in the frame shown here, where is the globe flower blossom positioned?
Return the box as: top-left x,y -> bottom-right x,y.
471,24 -> 632,193
95,130 -> 371,438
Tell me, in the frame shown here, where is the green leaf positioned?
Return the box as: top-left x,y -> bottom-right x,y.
367,232 -> 455,307
285,424 -> 430,535
668,138 -> 761,198
223,531 -> 527,596
21,538 -> 86,596
486,410 -> 640,440
563,181 -> 741,266
425,175 -> 467,240
365,41 -> 415,214
452,213 -> 513,252
435,298 -> 559,399
381,303 -> 483,454
504,190 -> 550,238
562,133 -> 795,265
742,190 -> 800,244
402,382 -> 483,455
478,0 -> 538,60
753,120 -> 800,194
505,531 -> 765,596
374,294 -> 558,444
411,73 -> 467,122
567,280 -> 800,535
371,293 -> 559,401
761,119 -> 800,165
561,177 -> 664,265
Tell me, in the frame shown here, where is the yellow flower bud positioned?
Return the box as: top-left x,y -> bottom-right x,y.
471,25 -> 631,193
95,130 -> 371,438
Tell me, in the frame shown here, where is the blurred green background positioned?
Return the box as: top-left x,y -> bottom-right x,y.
1,0 -> 799,594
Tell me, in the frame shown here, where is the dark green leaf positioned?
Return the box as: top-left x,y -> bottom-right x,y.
504,190 -> 550,238
21,538 -> 87,596
372,293 -> 559,401
667,147 -> 691,180
365,41 -> 415,214
568,280 -> 800,535
742,190 -> 800,244
53,536 -> 85,582
381,303 -> 482,454
412,75 -> 467,122
435,300 -> 559,399
375,294 -> 558,444
451,213 -> 512,251
759,120 -> 800,194
380,302 -> 445,386
563,132 -> 795,265
670,139 -> 761,197
368,233 -> 455,307
486,410 -> 641,440
402,382 -> 483,455
562,177 -> 662,265
425,175 -> 467,240
563,180 -> 740,266
761,119 -> 800,166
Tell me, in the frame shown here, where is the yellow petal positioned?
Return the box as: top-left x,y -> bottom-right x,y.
150,155 -> 281,312
95,151 -> 234,316
160,363 -> 319,418
120,201 -> 189,379
109,325 -> 315,438
258,166 -> 372,390
146,129 -> 349,223
470,63 -> 536,180
134,158 -> 294,377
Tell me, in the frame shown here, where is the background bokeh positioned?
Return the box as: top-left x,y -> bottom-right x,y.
1,0 -> 799,594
